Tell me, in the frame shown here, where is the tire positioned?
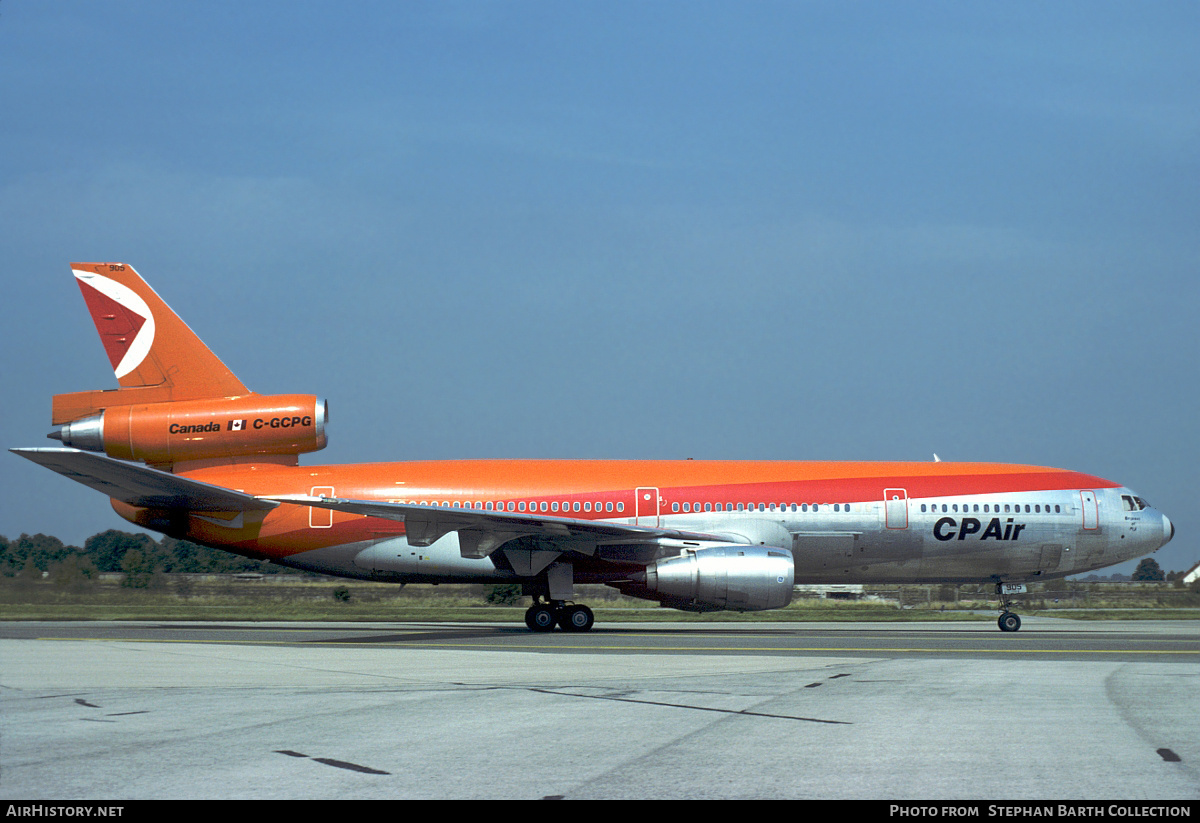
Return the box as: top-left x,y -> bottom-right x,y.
558,605 -> 594,632
525,605 -> 557,632
998,612 -> 1021,632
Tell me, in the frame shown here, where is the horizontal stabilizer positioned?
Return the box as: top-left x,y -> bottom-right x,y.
11,447 -> 278,513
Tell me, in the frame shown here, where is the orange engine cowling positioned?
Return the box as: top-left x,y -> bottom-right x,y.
52,394 -> 328,465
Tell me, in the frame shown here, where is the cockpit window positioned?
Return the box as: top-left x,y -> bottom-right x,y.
1122,495 -> 1149,511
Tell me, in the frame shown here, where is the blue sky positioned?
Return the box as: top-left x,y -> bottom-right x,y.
2,1 -> 1197,577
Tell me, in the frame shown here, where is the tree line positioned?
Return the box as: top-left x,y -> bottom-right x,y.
1,530 -> 293,586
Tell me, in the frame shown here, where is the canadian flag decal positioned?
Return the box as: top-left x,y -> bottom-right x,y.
228,419 -> 246,432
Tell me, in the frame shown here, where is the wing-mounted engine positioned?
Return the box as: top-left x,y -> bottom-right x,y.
50,394 -> 328,467
612,544 -> 795,612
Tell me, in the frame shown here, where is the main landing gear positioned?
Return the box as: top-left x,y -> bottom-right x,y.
524,598 -> 595,632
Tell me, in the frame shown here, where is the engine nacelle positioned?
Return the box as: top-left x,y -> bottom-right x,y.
52,393 -> 327,465
626,544 -> 795,613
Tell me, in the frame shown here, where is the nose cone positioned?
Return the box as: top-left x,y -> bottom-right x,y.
1162,514 -> 1175,548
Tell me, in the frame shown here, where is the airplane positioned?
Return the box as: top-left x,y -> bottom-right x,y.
12,263 -> 1174,633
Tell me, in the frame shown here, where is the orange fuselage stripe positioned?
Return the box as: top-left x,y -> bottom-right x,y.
184,459 -> 1116,500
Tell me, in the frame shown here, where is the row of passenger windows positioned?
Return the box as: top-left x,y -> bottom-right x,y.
416,500 -> 625,514
920,503 -> 1062,514
405,499 -> 1064,516
672,502 -> 851,513
676,502 -> 1064,515
407,500 -> 856,515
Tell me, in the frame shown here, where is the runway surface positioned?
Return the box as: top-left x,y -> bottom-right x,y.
2,619 -> 1197,799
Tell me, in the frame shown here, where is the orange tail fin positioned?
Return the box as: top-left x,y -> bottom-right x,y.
54,263 -> 249,422
72,262 -> 248,395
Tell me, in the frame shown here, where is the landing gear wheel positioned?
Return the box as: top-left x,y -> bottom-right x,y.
525,604 -> 557,632
558,604 -> 594,632
998,612 -> 1021,633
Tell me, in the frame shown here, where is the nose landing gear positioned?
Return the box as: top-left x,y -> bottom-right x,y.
995,582 -> 1026,632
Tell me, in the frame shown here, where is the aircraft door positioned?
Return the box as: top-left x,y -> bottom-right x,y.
884,488 -> 908,529
635,487 -> 660,527
1080,490 -> 1098,530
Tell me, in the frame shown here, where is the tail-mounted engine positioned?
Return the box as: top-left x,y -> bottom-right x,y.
613,544 -> 795,612
50,393 -> 327,466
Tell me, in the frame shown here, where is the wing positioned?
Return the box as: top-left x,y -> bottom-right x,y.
266,494 -> 735,560
11,447 -> 278,513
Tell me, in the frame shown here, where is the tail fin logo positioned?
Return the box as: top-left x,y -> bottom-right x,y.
73,269 -> 156,380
